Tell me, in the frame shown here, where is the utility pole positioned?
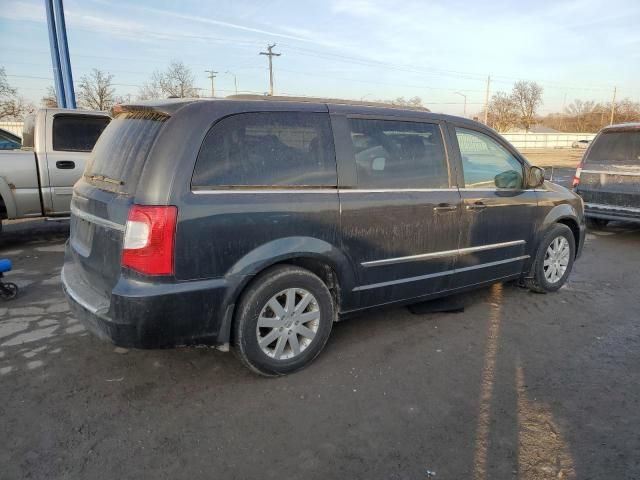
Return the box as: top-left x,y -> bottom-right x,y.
609,86 -> 617,125
454,92 -> 467,116
205,70 -> 218,98
483,75 -> 491,125
225,71 -> 238,95
259,44 -> 281,96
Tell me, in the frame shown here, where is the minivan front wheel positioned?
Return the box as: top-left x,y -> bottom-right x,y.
233,265 -> 334,376
525,224 -> 575,293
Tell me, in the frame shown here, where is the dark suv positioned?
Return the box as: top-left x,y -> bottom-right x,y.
63,97 -> 585,375
573,123 -> 640,226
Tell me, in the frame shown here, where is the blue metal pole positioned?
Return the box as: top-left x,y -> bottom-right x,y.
44,0 -> 66,108
52,0 -> 76,109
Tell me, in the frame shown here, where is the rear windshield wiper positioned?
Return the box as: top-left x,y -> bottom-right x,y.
85,173 -> 125,186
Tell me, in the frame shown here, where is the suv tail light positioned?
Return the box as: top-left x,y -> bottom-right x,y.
122,205 -> 177,275
572,161 -> 584,188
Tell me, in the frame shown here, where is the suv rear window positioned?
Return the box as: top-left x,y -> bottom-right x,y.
85,111 -> 167,193
192,112 -> 336,188
586,130 -> 640,164
52,115 -> 110,152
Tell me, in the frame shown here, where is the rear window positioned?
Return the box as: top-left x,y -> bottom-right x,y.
85,111 -> 168,193
21,114 -> 35,149
192,112 -> 336,188
52,115 -> 110,152
586,131 -> 640,164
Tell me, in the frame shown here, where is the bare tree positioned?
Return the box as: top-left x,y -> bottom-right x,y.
610,98 -> 640,124
511,81 -> 543,131
372,96 -> 425,109
564,99 -> 598,132
0,67 -> 29,120
41,86 -> 58,108
487,92 -> 519,132
138,61 -> 199,100
78,69 -> 116,111
390,96 -> 423,107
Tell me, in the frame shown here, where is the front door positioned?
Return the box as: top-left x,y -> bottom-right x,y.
334,114 -> 462,310
448,125 -> 539,288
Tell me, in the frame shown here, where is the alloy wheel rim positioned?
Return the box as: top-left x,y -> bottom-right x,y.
256,288 -> 320,360
543,236 -> 570,284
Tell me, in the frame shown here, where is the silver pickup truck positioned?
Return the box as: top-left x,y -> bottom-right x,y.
0,108 -> 110,230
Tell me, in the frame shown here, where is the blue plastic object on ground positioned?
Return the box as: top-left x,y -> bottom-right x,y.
0,259 -> 12,273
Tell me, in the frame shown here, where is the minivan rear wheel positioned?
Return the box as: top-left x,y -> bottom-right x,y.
233,265 -> 334,376
524,223 -> 575,293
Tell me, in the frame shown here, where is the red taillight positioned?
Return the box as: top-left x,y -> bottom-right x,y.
572,161 -> 584,188
122,205 -> 177,275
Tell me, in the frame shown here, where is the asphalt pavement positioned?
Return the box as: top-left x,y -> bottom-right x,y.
1,214 -> 639,480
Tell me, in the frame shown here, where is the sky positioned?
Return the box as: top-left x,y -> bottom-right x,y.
1,0 -> 639,116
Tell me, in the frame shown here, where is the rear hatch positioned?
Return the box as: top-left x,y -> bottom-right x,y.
66,110 -> 168,302
577,127 -> 640,208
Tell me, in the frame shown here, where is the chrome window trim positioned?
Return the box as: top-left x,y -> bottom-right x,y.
361,240 -> 526,267
585,202 -> 640,213
192,188 -> 460,194
190,187 -> 538,194
354,255 -> 530,291
192,188 -> 339,194
70,205 -> 125,232
341,188 -> 459,193
581,169 -> 640,177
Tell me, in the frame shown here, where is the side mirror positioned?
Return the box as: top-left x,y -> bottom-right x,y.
527,166 -> 545,189
494,170 -> 522,189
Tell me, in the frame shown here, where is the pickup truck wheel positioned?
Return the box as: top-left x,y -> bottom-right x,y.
525,224 -> 575,294
233,265 -> 334,376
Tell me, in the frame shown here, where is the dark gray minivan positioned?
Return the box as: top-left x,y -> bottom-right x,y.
63,97 -> 585,375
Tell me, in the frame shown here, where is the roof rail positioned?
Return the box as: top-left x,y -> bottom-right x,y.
226,94 -> 430,112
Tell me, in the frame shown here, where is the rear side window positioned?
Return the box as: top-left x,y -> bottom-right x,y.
85,111 -> 168,193
52,115 -> 110,152
349,118 -> 449,189
586,131 -> 640,164
192,112 -> 336,188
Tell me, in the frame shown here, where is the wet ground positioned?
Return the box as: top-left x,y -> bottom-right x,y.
1,218 -> 639,479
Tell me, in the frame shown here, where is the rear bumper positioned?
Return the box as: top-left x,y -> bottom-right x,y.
584,202 -> 640,224
62,257 -> 242,349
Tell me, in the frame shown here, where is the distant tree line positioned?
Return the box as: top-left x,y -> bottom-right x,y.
3,61 -> 639,132
540,98 -> 640,133
483,80 -> 640,133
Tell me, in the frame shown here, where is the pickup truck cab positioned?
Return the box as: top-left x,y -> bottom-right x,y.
0,108 -> 110,230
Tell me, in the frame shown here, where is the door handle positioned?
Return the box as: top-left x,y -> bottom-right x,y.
56,160 -> 76,169
433,203 -> 458,213
466,201 -> 487,211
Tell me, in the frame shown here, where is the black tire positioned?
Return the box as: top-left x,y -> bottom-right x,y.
524,224 -> 575,294
0,282 -> 18,300
586,217 -> 609,229
233,265 -> 335,376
